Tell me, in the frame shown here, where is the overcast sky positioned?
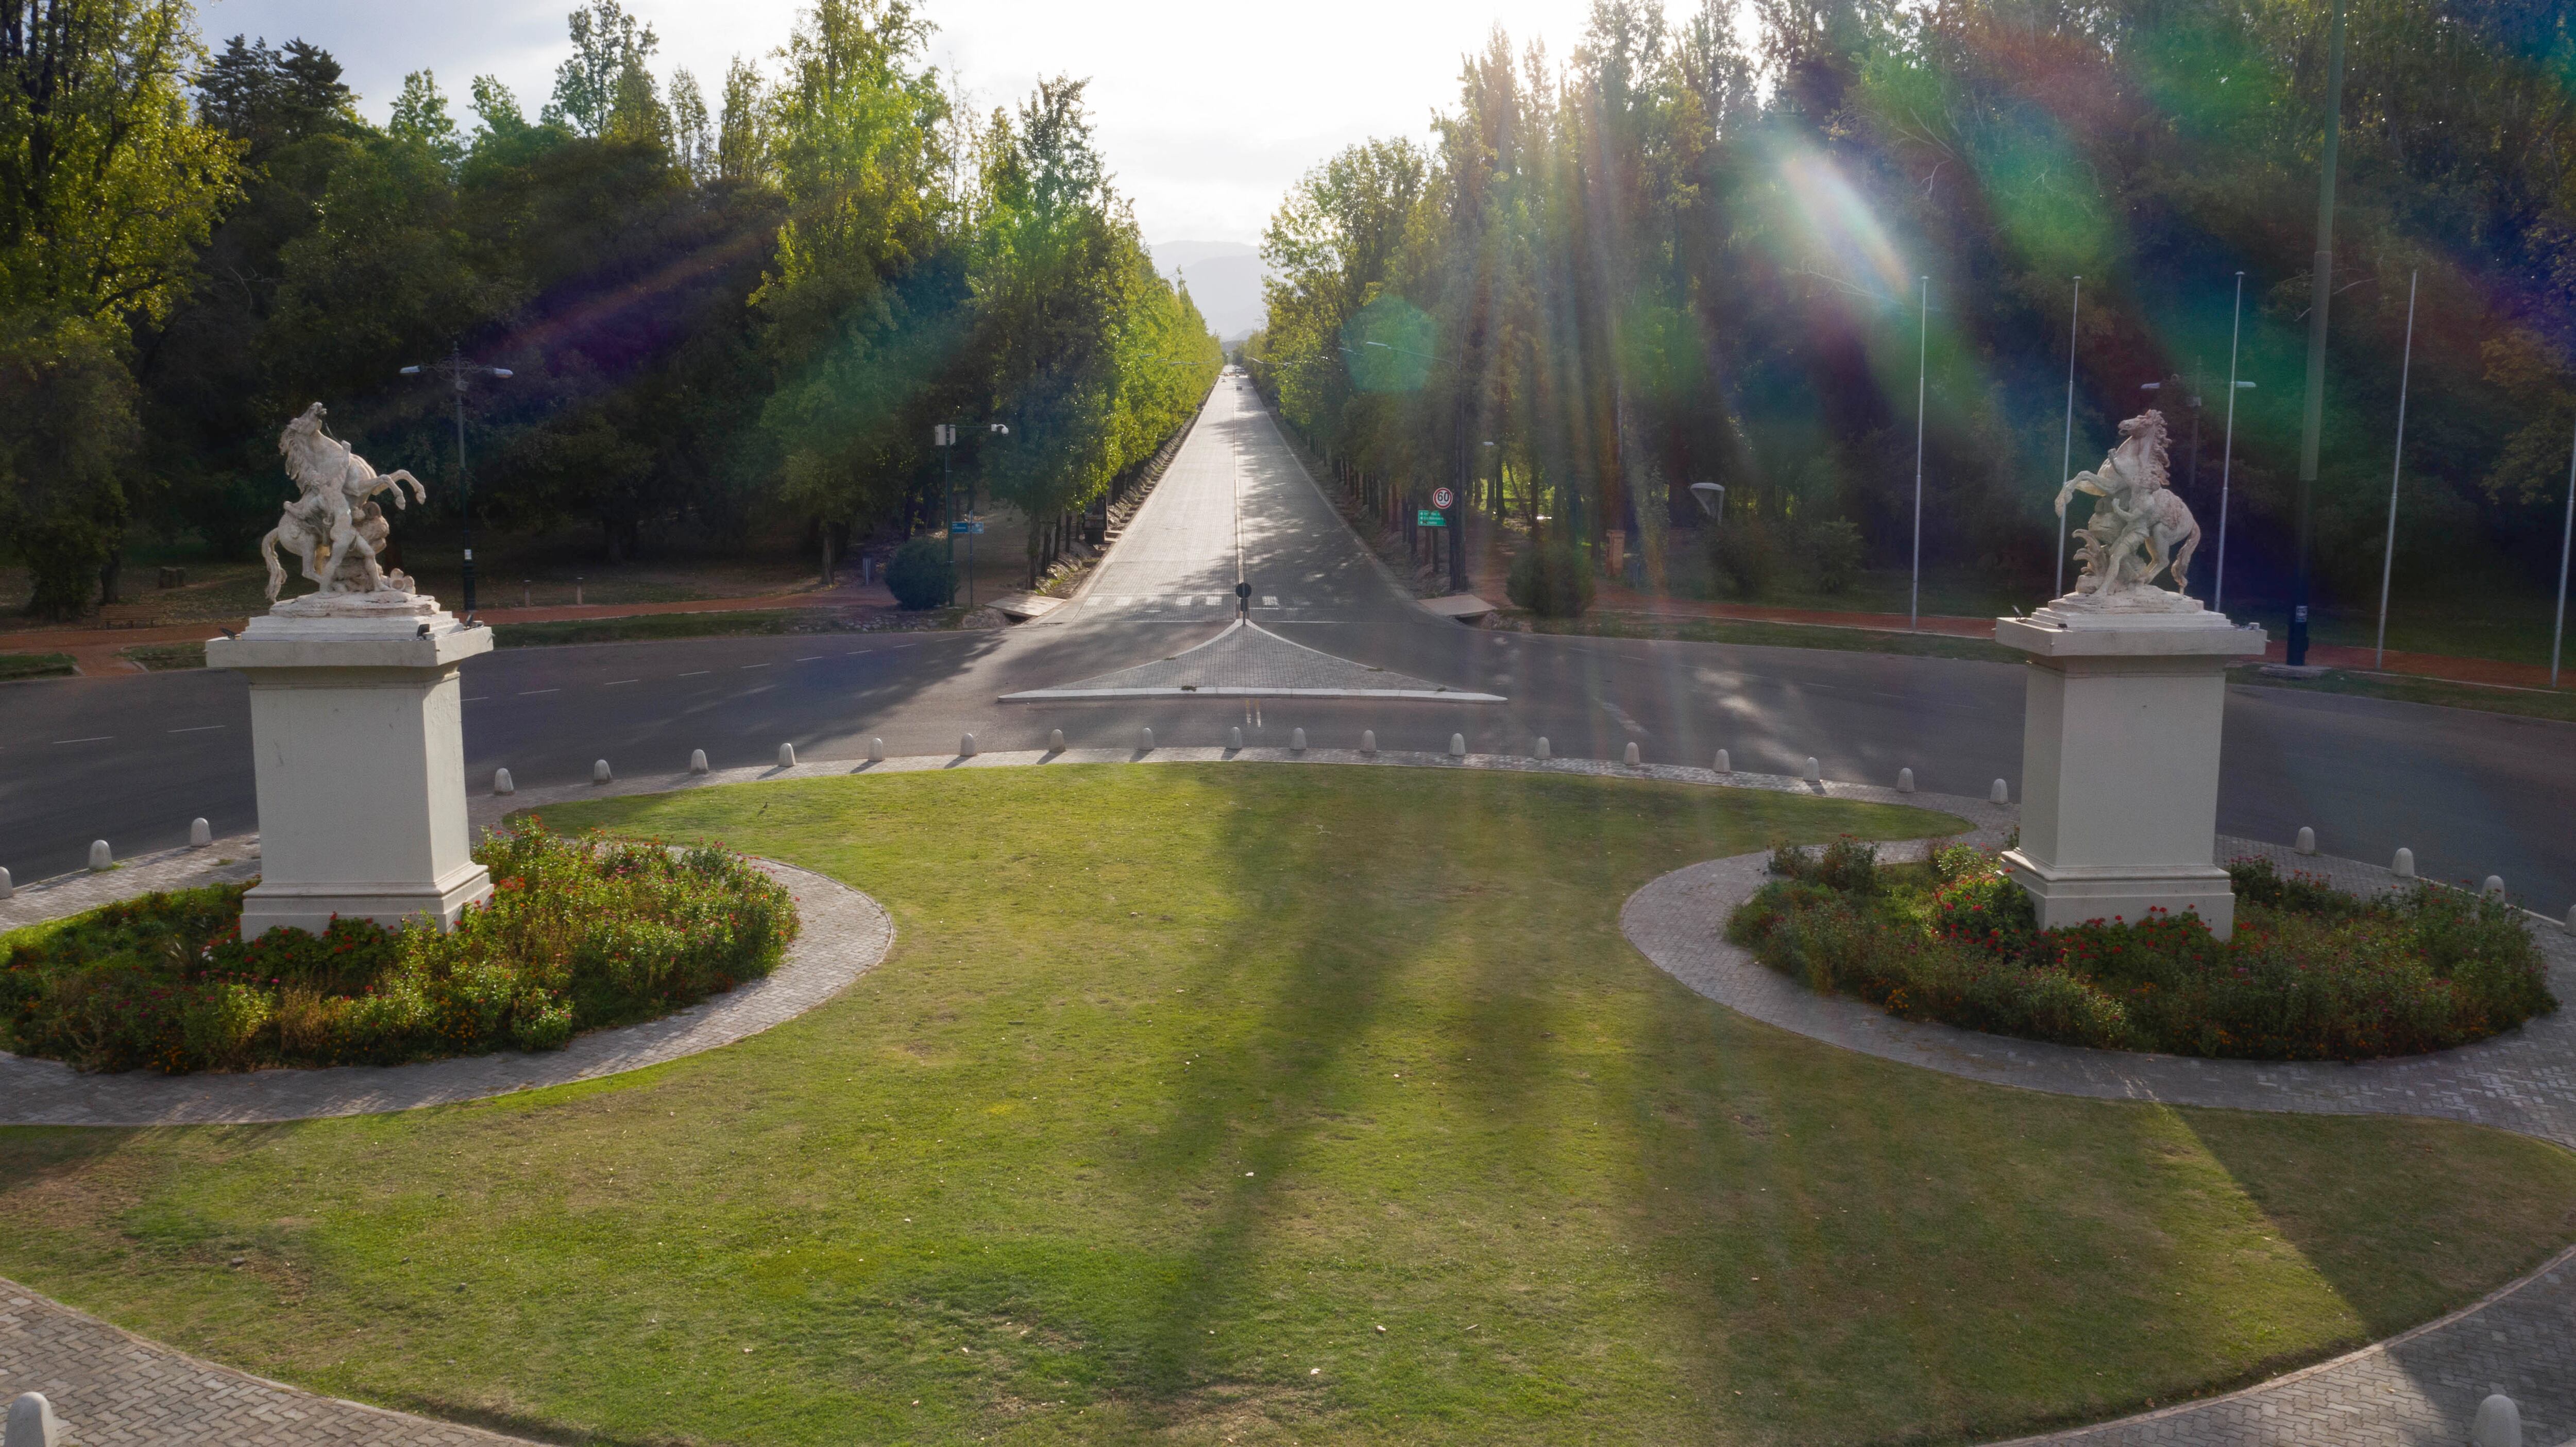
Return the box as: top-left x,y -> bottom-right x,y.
195,0 -> 1629,246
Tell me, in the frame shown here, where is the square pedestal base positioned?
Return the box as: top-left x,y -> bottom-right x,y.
241,861 -> 494,937
2002,849 -> 2236,937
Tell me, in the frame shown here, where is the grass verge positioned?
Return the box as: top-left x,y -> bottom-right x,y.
2228,664 -> 2576,725
1522,610 -> 2024,664
2,766 -> 2571,1447
0,651 -> 76,680
121,642 -> 206,671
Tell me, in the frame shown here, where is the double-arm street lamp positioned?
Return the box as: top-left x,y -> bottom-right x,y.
400,345 -> 514,616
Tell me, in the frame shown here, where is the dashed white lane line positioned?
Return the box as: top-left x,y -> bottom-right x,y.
464,696 -> 489,702
517,688 -> 560,696
740,663 -> 770,669
795,655 -> 824,661
51,736 -> 112,744
680,670 -> 710,677
166,724 -> 226,734
604,679 -> 639,686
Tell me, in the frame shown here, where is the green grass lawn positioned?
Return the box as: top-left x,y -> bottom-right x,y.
4,766 -> 2572,1446
0,651 -> 76,680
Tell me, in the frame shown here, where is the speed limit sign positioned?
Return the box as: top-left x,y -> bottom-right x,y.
1432,487 -> 1455,509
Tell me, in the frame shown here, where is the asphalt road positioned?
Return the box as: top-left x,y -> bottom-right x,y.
6,376 -> 2574,916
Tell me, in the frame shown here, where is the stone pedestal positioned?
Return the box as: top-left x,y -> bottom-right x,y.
1995,593 -> 2265,938
206,590 -> 493,935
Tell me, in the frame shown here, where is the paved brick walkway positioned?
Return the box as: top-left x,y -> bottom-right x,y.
0,1285 -> 540,1445
1621,840 -> 2576,1446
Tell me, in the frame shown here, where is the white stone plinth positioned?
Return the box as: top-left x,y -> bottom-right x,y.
206,592 -> 494,935
1995,594 -> 2265,938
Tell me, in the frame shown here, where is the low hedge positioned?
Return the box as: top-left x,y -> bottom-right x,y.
0,821 -> 798,1074
1725,841 -> 2554,1061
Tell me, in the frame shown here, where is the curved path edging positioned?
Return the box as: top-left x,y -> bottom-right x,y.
0,857 -> 891,1127
1621,849 -> 2576,1446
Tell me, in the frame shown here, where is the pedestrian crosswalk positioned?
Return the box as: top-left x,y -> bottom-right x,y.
1086,594 -> 1314,609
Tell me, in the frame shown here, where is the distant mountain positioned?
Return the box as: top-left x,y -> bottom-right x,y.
1149,239 -> 1267,344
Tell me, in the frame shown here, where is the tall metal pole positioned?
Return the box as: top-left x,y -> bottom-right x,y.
2554,416 -> 2575,689
2057,276 -> 2079,598
2290,0 -> 2347,666
1912,275 -> 1927,631
449,344 -> 475,616
2217,273 -> 2245,615
2375,270 -> 2418,668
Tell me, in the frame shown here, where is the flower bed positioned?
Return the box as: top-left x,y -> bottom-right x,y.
0,821 -> 798,1074
1725,840 -> 2555,1060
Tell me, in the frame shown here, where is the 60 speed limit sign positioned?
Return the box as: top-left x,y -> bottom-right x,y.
1431,487 -> 1455,509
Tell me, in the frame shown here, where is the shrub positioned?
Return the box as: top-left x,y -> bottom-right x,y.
886,536 -> 955,610
1506,543 -> 1596,617
0,821 -> 798,1074
1725,847 -> 2555,1061
1805,518 -> 1866,593
1706,514 -> 1779,599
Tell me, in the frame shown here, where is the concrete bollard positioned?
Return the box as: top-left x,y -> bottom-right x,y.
1803,757 -> 1821,784
1138,726 -> 1154,752
1049,728 -> 1065,752
7,1391 -> 66,1447
1896,768 -> 1913,793
1624,741 -> 1642,766
1990,778 -> 2010,805
1535,736 -> 1551,760
779,742 -> 799,767
2470,1392 -> 2521,1447
868,737 -> 885,763
1230,726 -> 1245,750
190,817 -> 212,847
494,768 -> 515,795
593,759 -> 612,784
2484,875 -> 2507,899
1715,748 -> 1730,774
2392,846 -> 2414,878
690,749 -> 708,775
958,734 -> 976,758
87,840 -> 111,872
1361,729 -> 1377,755
2295,826 -> 2317,855
1291,727 -> 1307,752
1450,733 -> 1467,758
0,866 -> 12,900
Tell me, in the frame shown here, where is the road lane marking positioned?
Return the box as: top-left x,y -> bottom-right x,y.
167,724 -> 227,733
52,736 -> 112,744
464,696 -> 489,702
604,679 -> 639,686
680,670 -> 710,676
518,688 -> 560,695
741,663 -> 770,669
796,655 -> 824,661
1262,596 -> 1278,607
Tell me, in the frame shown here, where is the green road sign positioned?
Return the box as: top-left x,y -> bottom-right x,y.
1417,509 -> 1447,526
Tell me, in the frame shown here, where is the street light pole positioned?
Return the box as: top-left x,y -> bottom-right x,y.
2217,273 -> 2249,615
2290,0 -> 2348,666
2553,416 -> 2574,689
399,344 -> 514,617
2057,276 -> 2079,598
2375,269 -> 2419,668
1911,275 -> 1928,631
